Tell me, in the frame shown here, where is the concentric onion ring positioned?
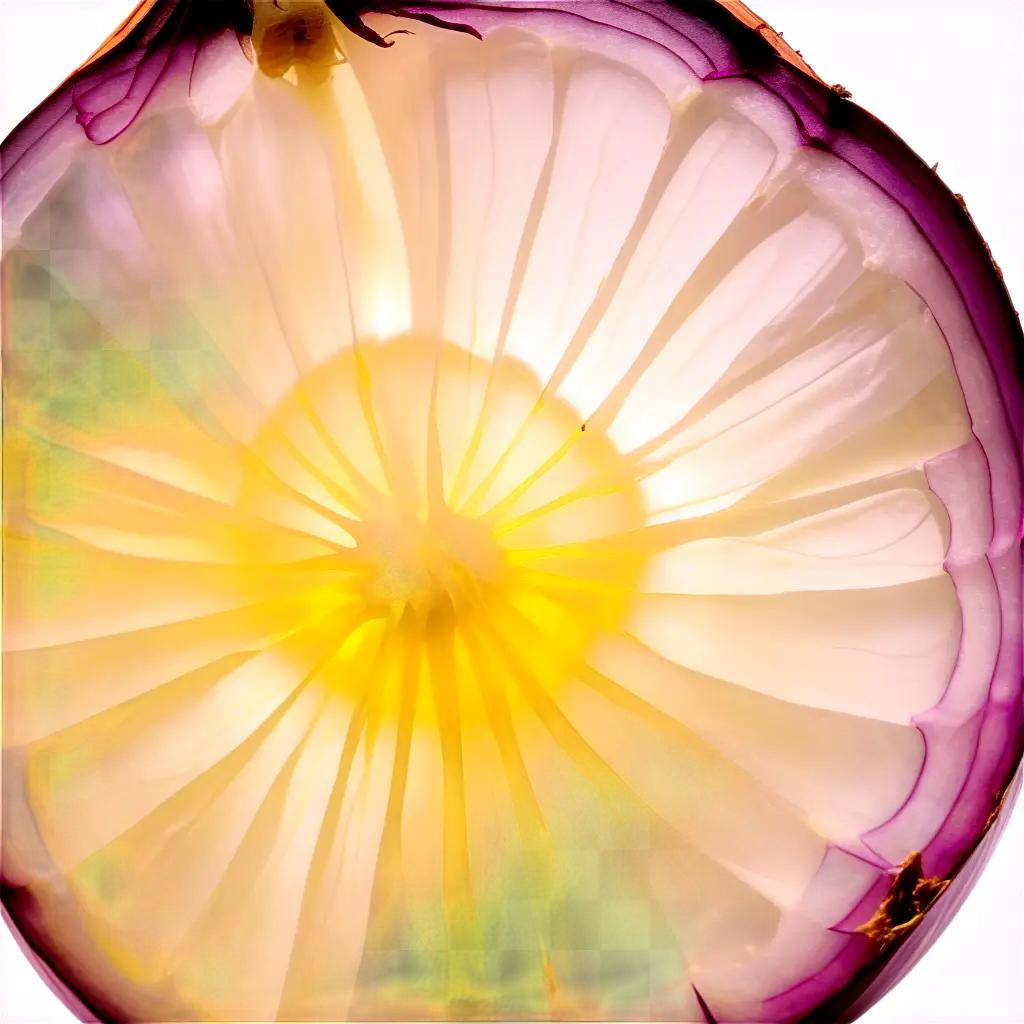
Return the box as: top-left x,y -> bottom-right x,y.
2,2 -> 1021,1022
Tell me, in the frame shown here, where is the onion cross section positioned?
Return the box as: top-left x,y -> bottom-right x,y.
1,2 -> 1021,1022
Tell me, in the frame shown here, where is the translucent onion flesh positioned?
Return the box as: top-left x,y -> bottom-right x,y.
1,2 -> 1021,1022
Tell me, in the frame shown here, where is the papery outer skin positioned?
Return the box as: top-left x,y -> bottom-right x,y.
1,2 -> 1022,1023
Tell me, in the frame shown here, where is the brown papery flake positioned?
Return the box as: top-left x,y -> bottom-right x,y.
857,852 -> 951,953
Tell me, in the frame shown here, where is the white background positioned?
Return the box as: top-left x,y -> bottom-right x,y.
0,1 -> 1022,1022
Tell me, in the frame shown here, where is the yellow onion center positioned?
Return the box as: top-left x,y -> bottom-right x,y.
233,335 -> 648,722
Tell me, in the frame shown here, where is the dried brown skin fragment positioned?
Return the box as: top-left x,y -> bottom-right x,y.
718,0 -> 824,82
984,780 -> 1014,834
954,191 -> 1008,283
857,852 -> 951,955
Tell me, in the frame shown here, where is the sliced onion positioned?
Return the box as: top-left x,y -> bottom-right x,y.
1,2 -> 1020,1022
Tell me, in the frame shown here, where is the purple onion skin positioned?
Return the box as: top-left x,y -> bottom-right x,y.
1,902 -> 104,1024
2,2 -> 1022,1022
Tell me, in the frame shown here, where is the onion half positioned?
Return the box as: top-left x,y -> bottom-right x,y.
1,2 -> 1021,1022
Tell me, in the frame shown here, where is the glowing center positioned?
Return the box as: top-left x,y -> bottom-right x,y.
354,510 -> 505,615
233,336 -> 648,716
